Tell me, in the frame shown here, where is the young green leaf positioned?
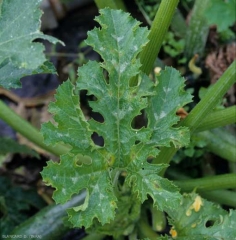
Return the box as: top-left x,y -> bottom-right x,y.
41,9 -> 192,229
0,0 -> 63,89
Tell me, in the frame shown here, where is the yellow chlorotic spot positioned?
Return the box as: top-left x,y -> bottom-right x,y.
170,228 -> 177,238
186,209 -> 192,216
107,155 -> 115,167
192,195 -> 203,212
191,223 -> 197,228
20,62 -> 28,68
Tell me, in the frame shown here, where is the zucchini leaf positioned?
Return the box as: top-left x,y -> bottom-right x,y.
166,193 -> 236,239
41,9 -> 192,228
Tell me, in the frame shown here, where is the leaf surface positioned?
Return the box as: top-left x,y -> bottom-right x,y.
0,0 -> 62,88
126,160 -> 181,211
41,9 -> 192,229
167,193 -> 236,239
147,67 -> 192,148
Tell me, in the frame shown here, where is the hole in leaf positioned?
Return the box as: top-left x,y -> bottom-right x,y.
103,68 -> 109,83
205,219 -> 215,228
79,90 -> 94,117
80,90 -> 93,105
91,132 -> 104,146
91,111 -> 104,123
80,90 -> 105,124
131,109 -> 147,129
118,171 -> 126,186
135,140 -> 140,145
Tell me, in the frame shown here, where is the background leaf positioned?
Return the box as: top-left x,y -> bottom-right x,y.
205,0 -> 236,32
0,176 -> 46,235
0,137 -> 38,157
0,0 -> 63,89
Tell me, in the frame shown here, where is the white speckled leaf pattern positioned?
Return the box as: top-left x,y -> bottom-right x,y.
147,67 -> 192,148
41,9 -> 192,228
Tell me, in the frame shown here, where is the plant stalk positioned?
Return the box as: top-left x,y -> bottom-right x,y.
138,218 -> 159,239
184,0 -> 210,59
0,100 -> 70,156
139,0 -> 179,75
167,169 -> 236,207
183,61 -> 236,133
196,129 -> 236,163
196,106 -> 236,132
200,190 -> 236,208
174,174 -> 236,192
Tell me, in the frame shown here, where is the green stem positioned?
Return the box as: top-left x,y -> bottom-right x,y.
183,61 -> 236,133
196,106 -> 236,132
174,174 -> 236,192
94,0 -> 126,11
138,218 -> 159,239
200,190 -> 236,208
139,0 -> 179,75
154,60 -> 236,165
196,129 -> 236,163
0,100 -> 69,156
167,170 -> 236,207
184,0 -> 210,59
153,144 -> 176,166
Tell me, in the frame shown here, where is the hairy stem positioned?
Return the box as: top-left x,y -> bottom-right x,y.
0,100 -> 70,156
139,0 -> 179,75
197,129 -> 236,162
183,61 -> 236,133
138,218 -> 159,239
184,0 -> 210,59
154,60 -> 236,165
167,170 -> 236,207
200,190 -> 236,208
174,174 -> 236,192
196,106 -> 236,132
